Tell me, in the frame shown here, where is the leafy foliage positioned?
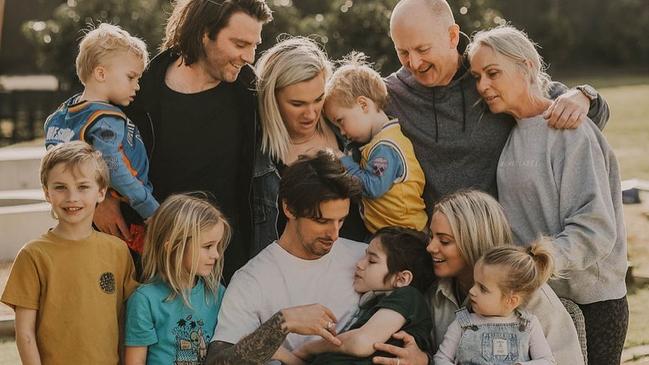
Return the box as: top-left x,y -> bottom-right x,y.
21,0 -> 649,88
22,0 -> 169,89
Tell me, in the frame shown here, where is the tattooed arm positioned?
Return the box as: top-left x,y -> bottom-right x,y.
205,304 -> 341,365
205,312 -> 286,365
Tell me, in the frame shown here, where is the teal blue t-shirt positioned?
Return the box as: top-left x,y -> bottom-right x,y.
125,279 -> 225,365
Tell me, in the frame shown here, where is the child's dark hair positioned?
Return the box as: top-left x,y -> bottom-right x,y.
372,226 -> 435,292
478,238 -> 556,303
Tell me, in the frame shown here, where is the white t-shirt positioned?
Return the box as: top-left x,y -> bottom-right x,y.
213,238 -> 366,350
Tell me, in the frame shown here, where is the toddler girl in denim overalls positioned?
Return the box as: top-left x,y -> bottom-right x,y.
434,240 -> 557,365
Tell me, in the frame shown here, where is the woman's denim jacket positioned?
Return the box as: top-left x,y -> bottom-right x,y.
252,147 -> 280,257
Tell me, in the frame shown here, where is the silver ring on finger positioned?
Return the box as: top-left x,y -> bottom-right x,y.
326,321 -> 334,330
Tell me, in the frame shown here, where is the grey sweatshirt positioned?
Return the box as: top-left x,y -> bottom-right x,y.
498,115 -> 627,304
384,42 -> 609,210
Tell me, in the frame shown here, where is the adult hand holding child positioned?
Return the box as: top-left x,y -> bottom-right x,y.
281,304 -> 341,346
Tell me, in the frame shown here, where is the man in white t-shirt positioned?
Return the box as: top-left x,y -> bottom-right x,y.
206,150 -> 366,365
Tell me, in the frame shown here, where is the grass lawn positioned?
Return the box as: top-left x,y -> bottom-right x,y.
595,82 -> 649,354
601,84 -> 649,182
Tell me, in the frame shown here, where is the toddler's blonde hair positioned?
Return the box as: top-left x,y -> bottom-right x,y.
76,23 -> 149,85
325,51 -> 388,110
479,238 -> 556,303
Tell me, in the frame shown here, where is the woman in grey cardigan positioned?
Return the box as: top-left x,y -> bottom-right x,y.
467,26 -> 628,365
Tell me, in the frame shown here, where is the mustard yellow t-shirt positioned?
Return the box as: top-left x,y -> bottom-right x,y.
1,230 -> 138,365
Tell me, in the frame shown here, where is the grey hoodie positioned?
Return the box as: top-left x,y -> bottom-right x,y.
384,42 -> 609,209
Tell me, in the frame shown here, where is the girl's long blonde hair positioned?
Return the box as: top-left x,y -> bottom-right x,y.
142,193 -> 231,306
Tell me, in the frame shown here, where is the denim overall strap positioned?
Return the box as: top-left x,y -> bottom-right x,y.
455,310 -> 533,364
455,307 -> 478,330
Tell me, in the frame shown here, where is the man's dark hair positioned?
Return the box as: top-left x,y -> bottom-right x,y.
372,226 -> 435,293
162,0 -> 273,65
279,150 -> 362,219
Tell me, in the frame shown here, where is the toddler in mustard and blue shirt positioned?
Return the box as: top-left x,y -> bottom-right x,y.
324,52 -> 427,234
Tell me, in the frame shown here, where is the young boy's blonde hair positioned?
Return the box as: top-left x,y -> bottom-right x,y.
325,52 -> 388,110
76,23 -> 149,85
40,141 -> 109,189
142,193 -> 231,307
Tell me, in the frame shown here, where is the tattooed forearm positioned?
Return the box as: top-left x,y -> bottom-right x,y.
204,311 -> 288,365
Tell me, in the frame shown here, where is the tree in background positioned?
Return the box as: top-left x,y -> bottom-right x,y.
20,0 -> 649,89
262,0 -> 501,74
491,0 -> 649,72
22,0 -> 168,90
19,0 -> 504,87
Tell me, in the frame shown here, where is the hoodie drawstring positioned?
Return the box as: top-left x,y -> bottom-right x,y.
432,88 -> 439,142
460,82 -> 466,132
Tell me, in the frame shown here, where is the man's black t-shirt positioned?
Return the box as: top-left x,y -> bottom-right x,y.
150,81 -> 243,227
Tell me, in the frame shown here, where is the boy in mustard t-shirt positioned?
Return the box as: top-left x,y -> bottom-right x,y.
1,141 -> 138,364
324,52 -> 427,234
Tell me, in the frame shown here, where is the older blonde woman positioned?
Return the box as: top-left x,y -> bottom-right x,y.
467,26 -> 628,365
254,37 -> 368,243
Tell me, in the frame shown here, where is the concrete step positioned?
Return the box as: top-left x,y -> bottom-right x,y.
0,189 -> 55,261
0,146 -> 45,190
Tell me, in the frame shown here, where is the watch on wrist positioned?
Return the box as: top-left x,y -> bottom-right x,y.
576,84 -> 598,102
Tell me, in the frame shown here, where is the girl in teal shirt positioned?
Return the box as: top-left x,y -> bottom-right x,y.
125,193 -> 230,365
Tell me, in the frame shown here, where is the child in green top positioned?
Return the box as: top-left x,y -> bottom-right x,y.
292,227 -> 434,365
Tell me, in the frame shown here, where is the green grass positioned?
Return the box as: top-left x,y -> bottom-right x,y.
601,84 -> 649,181
557,68 -> 649,89
593,75 -> 649,351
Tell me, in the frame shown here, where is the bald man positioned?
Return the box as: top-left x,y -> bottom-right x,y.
384,0 -> 610,211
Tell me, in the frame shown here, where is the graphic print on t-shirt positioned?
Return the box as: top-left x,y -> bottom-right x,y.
172,314 -> 210,365
99,272 -> 115,294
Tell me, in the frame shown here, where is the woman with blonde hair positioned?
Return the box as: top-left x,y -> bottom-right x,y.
254,36 -> 368,243
125,193 -> 231,364
467,25 -> 627,365
372,190 -> 583,365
